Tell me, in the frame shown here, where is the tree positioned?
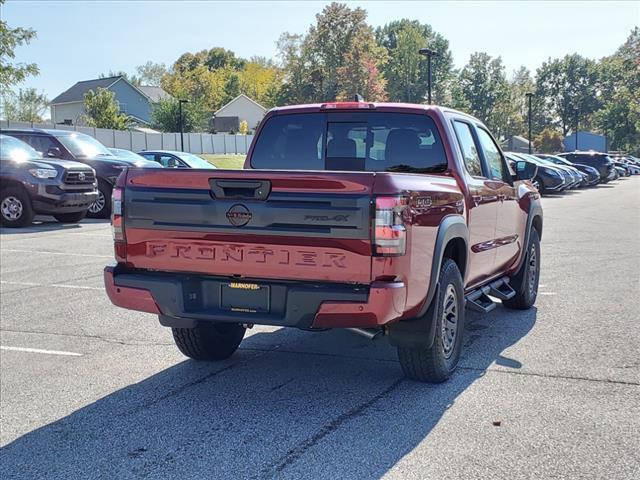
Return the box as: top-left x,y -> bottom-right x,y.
0,0 -> 39,89
535,54 -> 600,136
593,29 -> 640,154
1,88 -> 48,122
376,19 -> 454,104
336,26 -> 388,101
151,97 -> 207,133
455,53 -> 509,131
99,70 -> 140,86
238,120 -> 248,135
82,88 -> 131,129
533,128 -> 564,153
303,3 -> 369,100
135,61 -> 168,86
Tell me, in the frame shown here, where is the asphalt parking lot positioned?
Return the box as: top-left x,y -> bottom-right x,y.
1,178 -> 639,479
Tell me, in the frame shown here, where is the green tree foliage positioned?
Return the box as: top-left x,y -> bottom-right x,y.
336,25 -> 388,101
593,28 -> 640,154
455,53 -> 509,130
535,54 -> 600,136
1,88 -> 48,122
82,88 -> 131,130
0,0 -> 39,89
303,2 -> 370,101
150,97 -> 208,133
135,61 -> 169,86
99,70 -> 141,86
376,19 -> 454,104
533,128 -> 564,153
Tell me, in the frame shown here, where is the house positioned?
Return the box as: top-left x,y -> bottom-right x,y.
563,131 -> 607,152
50,76 -> 171,126
212,94 -> 266,133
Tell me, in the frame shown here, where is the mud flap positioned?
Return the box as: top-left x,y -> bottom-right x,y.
388,284 -> 440,349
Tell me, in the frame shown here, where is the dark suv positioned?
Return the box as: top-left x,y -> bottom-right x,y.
557,151 -> 615,182
1,129 -> 159,218
0,135 -> 98,227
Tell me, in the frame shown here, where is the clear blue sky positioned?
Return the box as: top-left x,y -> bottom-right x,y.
4,0 -> 639,105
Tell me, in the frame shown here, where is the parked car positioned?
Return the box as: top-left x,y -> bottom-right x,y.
523,154 -> 583,188
137,150 -> 217,169
557,151 -> 615,182
108,148 -> 149,162
1,129 -> 159,218
105,102 -> 543,383
0,134 -> 98,227
505,152 -> 567,193
535,154 -> 600,187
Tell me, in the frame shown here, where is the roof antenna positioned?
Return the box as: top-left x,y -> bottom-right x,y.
354,93 -> 364,102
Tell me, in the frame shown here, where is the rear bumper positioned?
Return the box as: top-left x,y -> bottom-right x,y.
104,266 -> 406,329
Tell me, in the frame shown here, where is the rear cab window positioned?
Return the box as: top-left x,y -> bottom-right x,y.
250,112 -> 447,173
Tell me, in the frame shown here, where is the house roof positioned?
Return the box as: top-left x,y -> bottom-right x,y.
50,76 -> 123,104
137,86 -> 172,103
214,93 -> 266,116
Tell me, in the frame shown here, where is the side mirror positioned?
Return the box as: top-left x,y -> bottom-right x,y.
47,147 -> 62,158
514,160 -> 537,181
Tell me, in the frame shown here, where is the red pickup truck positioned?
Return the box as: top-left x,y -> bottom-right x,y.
104,102 -> 542,382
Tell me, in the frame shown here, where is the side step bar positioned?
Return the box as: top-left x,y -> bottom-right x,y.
465,277 -> 516,313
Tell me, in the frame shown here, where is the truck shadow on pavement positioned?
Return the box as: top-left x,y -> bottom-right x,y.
0,218 -> 109,235
0,306 -> 536,479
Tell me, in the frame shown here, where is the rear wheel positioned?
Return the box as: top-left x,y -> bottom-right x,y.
397,259 -> 465,383
53,211 -> 87,223
504,228 -> 540,310
0,186 -> 34,228
172,323 -> 246,360
87,180 -> 112,218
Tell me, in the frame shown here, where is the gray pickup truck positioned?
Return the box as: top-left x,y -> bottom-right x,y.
0,135 -> 98,227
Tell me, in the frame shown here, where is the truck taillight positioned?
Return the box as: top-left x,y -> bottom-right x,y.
111,186 -> 125,242
373,196 -> 407,256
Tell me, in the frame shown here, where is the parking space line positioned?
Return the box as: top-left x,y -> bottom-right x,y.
539,292 -> 557,296
1,346 -> 82,357
0,248 -> 111,259
1,280 -> 103,291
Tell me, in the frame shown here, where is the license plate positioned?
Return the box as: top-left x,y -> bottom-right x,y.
220,282 -> 270,313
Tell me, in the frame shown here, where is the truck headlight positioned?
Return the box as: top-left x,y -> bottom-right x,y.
29,168 -> 58,179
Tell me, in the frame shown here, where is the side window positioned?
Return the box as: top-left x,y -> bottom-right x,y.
139,153 -> 156,162
27,135 -> 57,156
476,128 -> 509,182
159,155 -> 183,168
452,121 -> 483,177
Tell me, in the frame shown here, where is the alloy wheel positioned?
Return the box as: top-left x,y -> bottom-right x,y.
1,196 -> 23,221
441,284 -> 458,359
89,190 -> 106,214
527,244 -> 538,296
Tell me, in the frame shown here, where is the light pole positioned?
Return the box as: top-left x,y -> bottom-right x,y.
525,93 -> 534,154
574,108 -> 579,151
418,48 -> 439,105
178,99 -> 189,151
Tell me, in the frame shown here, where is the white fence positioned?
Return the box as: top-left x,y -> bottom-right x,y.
0,120 -> 255,155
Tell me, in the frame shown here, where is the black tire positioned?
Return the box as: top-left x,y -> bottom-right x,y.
87,180 -> 112,219
503,228 -> 540,310
172,323 -> 246,360
0,185 -> 34,228
53,210 -> 87,223
397,259 -> 465,383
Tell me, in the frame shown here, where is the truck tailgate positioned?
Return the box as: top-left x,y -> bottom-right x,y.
122,169 -> 375,284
